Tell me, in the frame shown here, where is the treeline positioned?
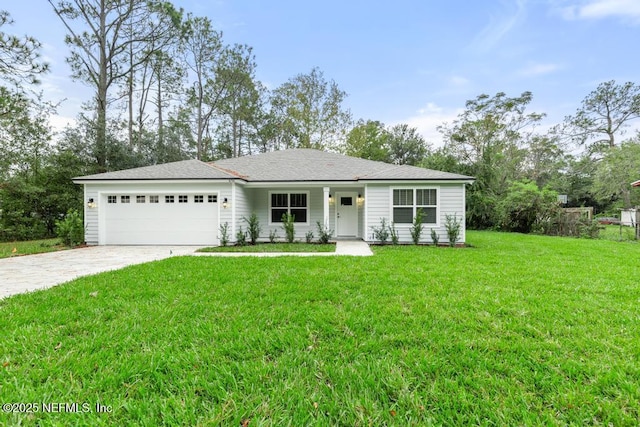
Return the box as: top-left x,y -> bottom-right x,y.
1,1 -> 639,241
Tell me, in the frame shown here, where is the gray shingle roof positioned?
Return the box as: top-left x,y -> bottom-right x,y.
74,149 -> 474,182
73,159 -> 236,181
212,149 -> 473,181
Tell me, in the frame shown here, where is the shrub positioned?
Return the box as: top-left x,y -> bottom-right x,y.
538,212 -> 600,239
390,221 -> 399,245
316,221 -> 333,244
243,212 -> 261,245
281,213 -> 295,243
371,218 -> 390,245
430,228 -> 439,246
410,208 -> 424,244
219,222 -> 230,247
55,209 -> 84,247
497,180 -> 559,233
235,226 -> 247,246
304,230 -> 314,243
445,213 -> 462,247
269,229 -> 278,243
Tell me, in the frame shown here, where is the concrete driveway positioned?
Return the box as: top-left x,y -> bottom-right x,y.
0,246 -> 201,299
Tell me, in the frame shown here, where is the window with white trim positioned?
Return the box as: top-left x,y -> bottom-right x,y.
392,188 -> 437,224
178,195 -> 188,203
194,195 -> 204,203
208,195 -> 217,203
165,195 -> 174,203
121,195 -> 130,203
270,192 -> 308,223
149,195 -> 159,203
136,195 -> 145,203
108,195 -> 117,204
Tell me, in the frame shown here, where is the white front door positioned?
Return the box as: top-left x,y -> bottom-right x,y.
336,192 -> 358,237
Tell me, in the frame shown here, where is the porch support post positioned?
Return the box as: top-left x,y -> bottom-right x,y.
323,186 -> 330,228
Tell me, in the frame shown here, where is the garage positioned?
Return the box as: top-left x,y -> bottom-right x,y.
103,193 -> 219,245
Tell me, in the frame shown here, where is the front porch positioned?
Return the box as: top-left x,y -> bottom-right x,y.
237,184 -> 366,242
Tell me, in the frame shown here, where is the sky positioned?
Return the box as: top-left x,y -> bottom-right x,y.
6,0 -> 640,145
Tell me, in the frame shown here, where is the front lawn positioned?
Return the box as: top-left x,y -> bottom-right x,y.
0,238 -> 66,259
197,243 -> 336,253
1,231 -> 638,425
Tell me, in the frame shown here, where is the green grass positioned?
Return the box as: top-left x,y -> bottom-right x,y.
599,224 -> 638,242
0,238 -> 66,259
1,231 -> 639,426
197,243 -> 336,253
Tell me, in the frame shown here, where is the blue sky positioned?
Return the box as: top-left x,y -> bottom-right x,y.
7,0 -> 640,144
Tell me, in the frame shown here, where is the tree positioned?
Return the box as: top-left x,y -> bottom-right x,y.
343,120 -> 390,162
270,67 -> 352,150
592,137 -> 640,208
48,0 -> 182,170
439,91 -> 543,228
387,123 -> 430,165
0,10 -> 48,85
214,44 -> 261,158
562,80 -> 640,153
497,180 -> 559,234
523,135 -> 566,189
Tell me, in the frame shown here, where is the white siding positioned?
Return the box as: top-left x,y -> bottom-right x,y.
249,187 -> 325,241
365,183 -> 468,244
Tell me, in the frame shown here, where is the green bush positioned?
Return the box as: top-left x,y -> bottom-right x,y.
243,212 -> 262,245
235,226 -> 247,246
371,218 -> 390,245
219,222 -> 230,247
316,221 -> 333,244
445,214 -> 462,247
498,180 -> 559,233
55,209 -> 84,247
410,208 -> 424,244
389,222 -> 399,245
281,213 -> 295,243
430,228 -> 440,245
305,230 -> 314,243
269,229 -> 278,243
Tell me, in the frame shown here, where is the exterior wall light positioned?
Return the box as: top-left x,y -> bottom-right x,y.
87,198 -> 97,208
223,197 -> 228,209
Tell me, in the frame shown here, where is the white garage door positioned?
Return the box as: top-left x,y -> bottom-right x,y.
103,193 -> 219,245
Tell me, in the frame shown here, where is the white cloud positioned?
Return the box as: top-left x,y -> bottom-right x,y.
470,0 -> 528,52
561,0 -> 640,22
394,103 -> 463,148
49,114 -> 76,135
518,62 -> 561,77
448,75 -> 470,87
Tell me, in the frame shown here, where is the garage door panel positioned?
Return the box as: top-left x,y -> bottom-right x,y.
104,194 -> 219,245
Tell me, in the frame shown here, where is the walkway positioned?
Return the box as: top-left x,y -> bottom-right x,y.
194,240 -> 373,257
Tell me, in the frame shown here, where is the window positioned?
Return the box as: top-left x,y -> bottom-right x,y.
208,195 -> 217,203
136,195 -> 146,203
150,195 -> 159,204
178,195 -> 188,203
108,195 -> 117,204
340,197 -> 353,206
165,195 -> 174,203
392,188 -> 437,224
270,192 -> 308,223
121,195 -> 130,203
194,195 -> 204,203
